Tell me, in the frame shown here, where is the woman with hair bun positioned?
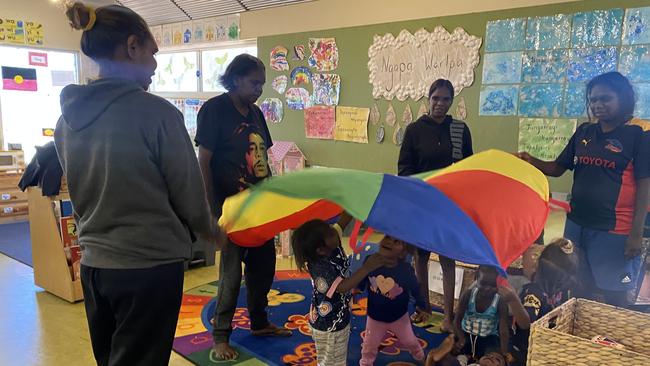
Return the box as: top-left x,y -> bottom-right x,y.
56,3 -> 218,365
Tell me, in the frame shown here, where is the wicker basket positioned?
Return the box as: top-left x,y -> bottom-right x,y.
528,298 -> 650,365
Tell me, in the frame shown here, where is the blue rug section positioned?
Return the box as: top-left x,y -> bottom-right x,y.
0,222 -> 32,267
198,279 -> 446,365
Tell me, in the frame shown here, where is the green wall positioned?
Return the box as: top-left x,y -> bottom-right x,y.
258,0 -> 649,193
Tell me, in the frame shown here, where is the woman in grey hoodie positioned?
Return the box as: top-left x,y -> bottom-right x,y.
55,3 -> 218,365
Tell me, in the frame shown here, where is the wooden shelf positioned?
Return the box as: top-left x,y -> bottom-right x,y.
27,187 -> 83,303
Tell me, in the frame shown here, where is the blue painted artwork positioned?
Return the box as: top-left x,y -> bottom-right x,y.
623,7 -> 650,45
486,18 -> 526,52
619,46 -> 650,82
571,9 -> 624,48
479,85 -> 519,116
636,84 -> 650,118
526,14 -> 571,50
522,50 -> 569,83
519,84 -> 564,117
482,52 -> 522,84
563,83 -> 587,118
568,47 -> 617,83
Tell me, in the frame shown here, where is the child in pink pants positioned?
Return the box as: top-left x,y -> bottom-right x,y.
358,236 -> 429,365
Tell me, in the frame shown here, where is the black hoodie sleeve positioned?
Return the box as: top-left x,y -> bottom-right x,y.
398,124 -> 416,176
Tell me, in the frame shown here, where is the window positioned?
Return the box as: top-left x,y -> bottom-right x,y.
201,46 -> 257,92
150,51 -> 199,92
0,46 -> 78,161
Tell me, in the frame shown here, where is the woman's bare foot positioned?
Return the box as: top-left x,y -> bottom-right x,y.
251,323 -> 292,337
212,342 -> 238,361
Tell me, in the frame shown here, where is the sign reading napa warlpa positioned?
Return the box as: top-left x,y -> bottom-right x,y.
368,27 -> 482,101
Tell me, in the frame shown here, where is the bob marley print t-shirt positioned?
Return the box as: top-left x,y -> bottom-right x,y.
195,93 -> 273,216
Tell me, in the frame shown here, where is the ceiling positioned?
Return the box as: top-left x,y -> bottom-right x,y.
111,0 -> 316,25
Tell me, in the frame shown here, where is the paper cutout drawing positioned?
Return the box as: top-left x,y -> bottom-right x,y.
270,46 -> 289,71
308,38 -> 339,72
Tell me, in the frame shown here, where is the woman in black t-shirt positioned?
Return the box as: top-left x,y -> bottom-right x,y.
398,79 -> 473,332
517,72 -> 650,306
195,54 -> 292,361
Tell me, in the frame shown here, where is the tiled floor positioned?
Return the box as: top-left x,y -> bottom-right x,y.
0,210 -> 565,365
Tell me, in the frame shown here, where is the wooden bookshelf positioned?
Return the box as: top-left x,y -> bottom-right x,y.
27,187 -> 83,302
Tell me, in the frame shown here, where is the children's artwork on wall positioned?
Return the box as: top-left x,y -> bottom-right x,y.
519,84 -> 563,117
482,52 -> 523,84
623,7 -> 650,45
485,18 -> 526,52
402,104 -> 413,125
304,106 -> 335,139
385,103 -> 396,126
312,73 -> 341,106
172,23 -> 183,46
151,26 -> 162,47
568,47 -> 617,83
479,85 -> 518,116
635,84 -> 650,118
518,118 -> 577,161
290,66 -> 312,86
368,27 -> 482,101
293,44 -> 306,60
369,103 -> 380,125
260,98 -> 284,124
618,46 -> 650,82
162,25 -> 172,47
562,83 -> 587,118
272,75 -> 288,94
376,125 -> 385,143
227,15 -> 240,40
526,14 -> 571,50
571,9 -> 624,48
193,21 -> 204,43
335,106 -> 369,144
285,87 -> 311,110
522,50 -> 569,83
270,46 -> 289,71
308,38 -> 339,72
204,19 -> 215,42
417,102 -> 428,119
214,17 -> 228,41
181,22 -> 192,44
456,96 -> 467,120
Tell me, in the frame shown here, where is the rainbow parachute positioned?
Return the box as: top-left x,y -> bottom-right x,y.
220,150 -> 549,273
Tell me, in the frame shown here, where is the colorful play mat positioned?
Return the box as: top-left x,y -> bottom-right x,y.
173,269 -> 448,365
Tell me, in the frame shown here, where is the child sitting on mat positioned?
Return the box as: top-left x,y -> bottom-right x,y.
453,266 -> 510,363
358,235 -> 429,365
291,219 -> 389,366
510,238 -> 578,366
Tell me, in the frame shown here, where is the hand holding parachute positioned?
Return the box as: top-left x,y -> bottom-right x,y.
219,150 -> 549,274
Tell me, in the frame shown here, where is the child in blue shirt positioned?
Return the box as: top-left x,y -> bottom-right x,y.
358,235 -> 428,365
292,220 -> 387,366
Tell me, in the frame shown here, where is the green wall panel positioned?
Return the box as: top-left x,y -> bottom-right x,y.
258,0 -> 649,192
